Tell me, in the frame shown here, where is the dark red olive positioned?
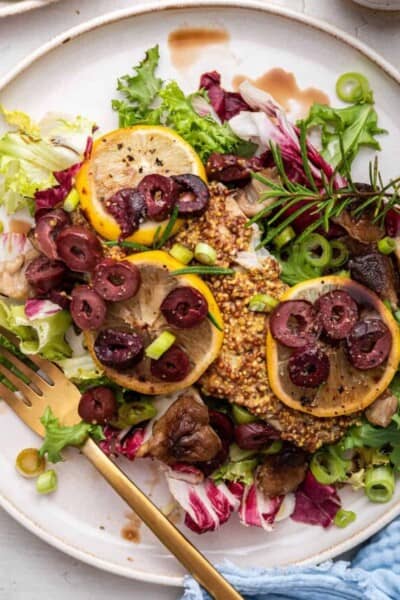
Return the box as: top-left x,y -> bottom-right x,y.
78,386 -> 117,425
92,258 -> 141,302
34,209 -> 71,259
385,208 -> 400,238
150,345 -> 190,382
288,345 -> 330,388
138,174 -> 178,221
208,410 -> 235,445
25,255 -> 66,295
269,300 -> 319,348
105,188 -> 147,239
56,225 -> 103,272
160,286 -> 208,329
315,290 -> 359,340
70,285 -> 107,330
47,288 -> 71,310
172,174 -> 210,217
347,318 -> 392,370
94,328 -> 144,369
235,422 -> 280,450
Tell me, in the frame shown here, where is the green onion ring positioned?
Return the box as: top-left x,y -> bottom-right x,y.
330,240 -> 349,268
334,509 -> 356,528
365,466 -> 395,503
336,72 -> 373,104
300,233 -> 332,268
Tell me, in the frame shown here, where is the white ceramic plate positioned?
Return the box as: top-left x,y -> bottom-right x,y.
0,0 -> 57,18
1,0 -> 400,587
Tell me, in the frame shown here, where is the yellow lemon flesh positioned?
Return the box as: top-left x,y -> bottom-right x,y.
266,276 -> 400,418
76,126 -> 206,246
85,251 -> 224,395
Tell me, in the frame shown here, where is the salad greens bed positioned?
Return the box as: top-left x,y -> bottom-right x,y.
1,46 -> 400,533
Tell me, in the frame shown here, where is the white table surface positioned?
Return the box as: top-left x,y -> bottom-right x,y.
1,0 -> 400,598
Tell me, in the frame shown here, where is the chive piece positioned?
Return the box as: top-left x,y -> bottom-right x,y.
378,236 -> 396,255
207,311 -> 223,332
365,466 -> 395,503
248,294 -> 279,313
36,469 -> 58,495
145,331 -> 176,360
169,243 -> 194,265
103,240 -> 150,252
330,240 -> 349,268
154,205 -> 179,249
334,509 -> 356,528
273,225 -> 296,249
194,242 -> 217,266
171,266 -> 235,276
16,448 -> 46,479
63,189 -> 80,212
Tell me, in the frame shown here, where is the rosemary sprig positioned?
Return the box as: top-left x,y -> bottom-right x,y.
207,311 -> 224,332
171,266 -> 235,276
104,240 -> 149,252
153,205 -> 179,249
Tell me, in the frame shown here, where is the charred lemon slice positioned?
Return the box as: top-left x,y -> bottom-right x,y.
266,276 -> 400,417
76,125 -> 206,246
85,250 -> 223,395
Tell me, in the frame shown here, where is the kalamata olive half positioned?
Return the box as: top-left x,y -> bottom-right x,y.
234,422 -> 280,450
138,174 -> 178,222
208,410 -> 235,445
25,255 -> 66,295
94,328 -> 144,369
385,208 -> 400,238
150,345 -> 190,382
288,345 -> 330,388
316,290 -> 359,340
56,225 -> 103,272
105,188 -> 146,239
92,259 -> 141,302
269,300 -> 319,348
78,386 -> 117,425
347,318 -> 392,370
172,174 -> 210,217
70,285 -> 107,330
34,209 -> 71,260
160,286 -> 208,329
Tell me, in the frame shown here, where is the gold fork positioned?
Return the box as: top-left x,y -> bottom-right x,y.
0,328 -> 243,600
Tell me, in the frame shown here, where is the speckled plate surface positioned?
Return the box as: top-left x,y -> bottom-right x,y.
1,0 -> 400,586
0,0 -> 57,18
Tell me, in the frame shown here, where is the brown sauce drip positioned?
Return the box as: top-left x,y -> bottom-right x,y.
9,219 -> 31,235
233,68 -> 329,119
168,27 -> 229,69
121,511 -> 141,544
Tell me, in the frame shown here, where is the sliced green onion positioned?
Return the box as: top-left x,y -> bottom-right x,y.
310,446 -> 350,485
248,293 -> 279,313
378,236 -> 396,255
229,443 -> 257,462
262,440 -> 283,455
15,448 -> 46,479
300,233 -> 332,268
169,243 -> 194,265
171,266 -> 234,276
145,331 -> 176,360
36,469 -> 58,495
334,509 -> 356,528
63,188 -> 80,212
194,242 -> 217,265
111,400 -> 157,429
365,465 -> 395,503
330,240 -> 349,268
273,225 -> 296,249
232,404 -> 258,425
336,72 -> 373,104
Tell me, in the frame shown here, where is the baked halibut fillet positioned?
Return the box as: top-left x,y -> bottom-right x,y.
173,183 -> 358,452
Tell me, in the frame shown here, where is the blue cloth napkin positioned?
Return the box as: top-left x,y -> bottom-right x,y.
181,517 -> 400,600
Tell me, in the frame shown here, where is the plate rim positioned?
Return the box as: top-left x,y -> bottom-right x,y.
1,0 -> 400,586
0,0 -> 57,19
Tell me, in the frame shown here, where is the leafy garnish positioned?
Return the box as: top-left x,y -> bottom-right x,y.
39,407 -> 104,463
212,458 -> 258,486
112,46 -> 163,127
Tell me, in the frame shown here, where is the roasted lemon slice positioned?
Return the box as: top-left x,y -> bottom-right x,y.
76,125 -> 206,246
266,276 -> 400,417
85,251 -> 224,395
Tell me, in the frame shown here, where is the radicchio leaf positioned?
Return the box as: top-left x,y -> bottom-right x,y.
291,471 -> 341,528
200,71 -> 250,122
238,483 -> 284,530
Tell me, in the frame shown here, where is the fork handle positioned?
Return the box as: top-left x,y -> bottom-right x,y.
82,438 -> 243,600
